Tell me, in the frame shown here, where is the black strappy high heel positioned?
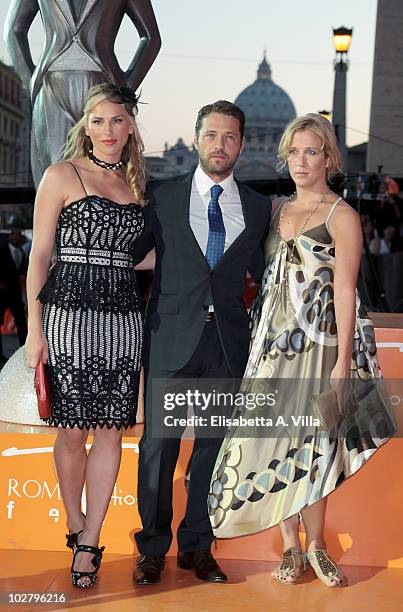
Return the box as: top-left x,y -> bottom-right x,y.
71,543 -> 105,588
66,529 -> 84,551
65,513 -> 86,552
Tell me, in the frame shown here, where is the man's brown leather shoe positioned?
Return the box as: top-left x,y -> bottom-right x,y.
177,550 -> 227,582
134,554 -> 165,584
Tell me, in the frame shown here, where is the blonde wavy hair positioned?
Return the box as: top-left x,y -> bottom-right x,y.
62,83 -> 146,204
277,113 -> 342,181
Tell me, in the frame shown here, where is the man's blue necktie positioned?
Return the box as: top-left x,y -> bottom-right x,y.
205,184 -> 225,269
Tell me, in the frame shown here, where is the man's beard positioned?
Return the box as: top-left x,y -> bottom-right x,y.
200,154 -> 235,177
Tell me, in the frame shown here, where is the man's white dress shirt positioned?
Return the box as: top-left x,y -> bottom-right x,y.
189,165 -> 245,255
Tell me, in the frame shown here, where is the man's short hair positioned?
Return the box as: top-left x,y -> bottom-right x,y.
195,100 -> 245,140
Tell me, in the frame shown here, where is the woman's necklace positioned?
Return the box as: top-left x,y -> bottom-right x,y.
88,148 -> 124,171
277,189 -> 329,262
276,189 -> 329,312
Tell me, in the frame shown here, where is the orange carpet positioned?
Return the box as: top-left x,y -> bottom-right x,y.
1,550 -> 402,611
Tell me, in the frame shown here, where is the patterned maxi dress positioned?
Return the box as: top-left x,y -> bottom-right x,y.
38,167 -> 146,429
208,198 -> 395,538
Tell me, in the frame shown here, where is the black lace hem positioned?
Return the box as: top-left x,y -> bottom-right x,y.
40,416 -> 137,430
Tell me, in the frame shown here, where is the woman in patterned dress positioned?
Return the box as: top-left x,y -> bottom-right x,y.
25,83 -> 150,587
208,114 -> 395,587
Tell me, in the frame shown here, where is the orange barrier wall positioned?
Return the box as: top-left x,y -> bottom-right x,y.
0,326 -> 402,567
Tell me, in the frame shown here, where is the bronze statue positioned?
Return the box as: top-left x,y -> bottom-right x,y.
4,0 -> 161,186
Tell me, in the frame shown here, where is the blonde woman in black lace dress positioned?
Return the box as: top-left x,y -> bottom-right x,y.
25,83 -> 151,588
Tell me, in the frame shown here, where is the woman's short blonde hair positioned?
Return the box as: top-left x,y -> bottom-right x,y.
277,113 -> 342,181
62,83 -> 146,204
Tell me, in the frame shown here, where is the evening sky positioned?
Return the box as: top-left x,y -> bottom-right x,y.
0,0 -> 378,156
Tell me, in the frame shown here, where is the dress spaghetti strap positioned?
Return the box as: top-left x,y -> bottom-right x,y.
326,196 -> 342,224
272,197 -> 288,221
68,161 -> 88,197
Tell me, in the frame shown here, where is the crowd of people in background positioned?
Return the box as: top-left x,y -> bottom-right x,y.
355,173 -> 402,254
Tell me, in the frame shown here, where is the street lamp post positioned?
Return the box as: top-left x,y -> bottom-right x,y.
332,26 -> 353,171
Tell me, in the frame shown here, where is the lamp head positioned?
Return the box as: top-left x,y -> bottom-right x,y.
318,110 -> 332,122
333,26 -> 353,54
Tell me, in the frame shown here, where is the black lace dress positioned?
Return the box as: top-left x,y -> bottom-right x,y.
38,167 -> 148,429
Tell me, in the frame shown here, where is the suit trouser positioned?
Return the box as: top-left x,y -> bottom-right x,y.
135,320 -> 233,554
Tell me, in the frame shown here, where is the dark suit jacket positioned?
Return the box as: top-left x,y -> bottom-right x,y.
136,172 -> 271,377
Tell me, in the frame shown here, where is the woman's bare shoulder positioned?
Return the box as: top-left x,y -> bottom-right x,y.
43,160 -> 78,180
331,197 -> 360,223
37,162 -> 83,206
329,197 -> 362,242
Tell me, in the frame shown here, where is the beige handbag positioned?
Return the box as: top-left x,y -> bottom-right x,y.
310,387 -> 341,431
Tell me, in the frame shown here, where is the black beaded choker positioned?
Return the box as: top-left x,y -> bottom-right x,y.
88,148 -> 124,171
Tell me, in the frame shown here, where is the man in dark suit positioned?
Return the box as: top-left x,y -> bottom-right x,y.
0,229 -> 28,362
134,100 -> 271,584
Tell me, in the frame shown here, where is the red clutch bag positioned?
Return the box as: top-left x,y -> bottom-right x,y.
34,359 -> 52,419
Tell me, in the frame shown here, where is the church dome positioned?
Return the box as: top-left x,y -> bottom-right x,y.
235,53 -> 296,123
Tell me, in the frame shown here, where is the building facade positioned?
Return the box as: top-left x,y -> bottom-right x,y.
0,61 -> 32,187
367,0 -> 403,176
146,138 -> 197,179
